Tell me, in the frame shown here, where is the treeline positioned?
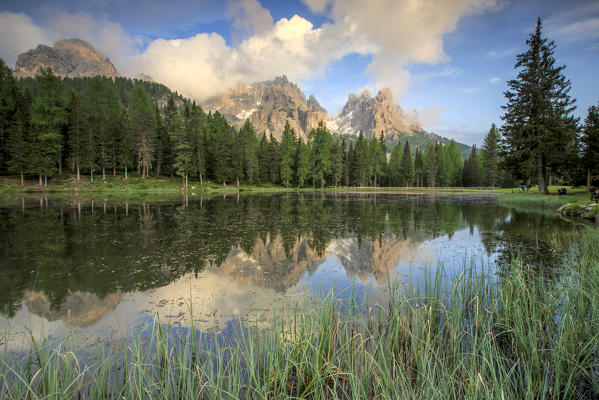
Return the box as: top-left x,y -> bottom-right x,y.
0,61 -> 509,189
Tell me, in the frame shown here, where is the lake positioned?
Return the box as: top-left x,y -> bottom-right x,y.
0,192 -> 580,350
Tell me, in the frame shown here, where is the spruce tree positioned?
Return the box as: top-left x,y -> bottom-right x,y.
447,140 -> 463,186
238,119 -> 258,184
501,18 -> 578,194
330,139 -> 344,188
388,143 -> 403,186
7,90 -> 31,186
399,141 -> 414,187
423,142 -> 437,187
352,131 -> 368,186
582,103 -> 599,191
414,148 -> 424,187
0,58 -> 17,175
128,85 -> 156,178
462,145 -> 481,187
66,92 -> 83,181
372,131 -> 387,187
309,121 -> 332,188
482,123 -> 500,187
170,112 -> 191,187
29,68 -> 67,185
295,139 -> 311,187
279,121 -> 296,187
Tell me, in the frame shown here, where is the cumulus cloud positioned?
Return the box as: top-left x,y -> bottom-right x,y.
304,0 -> 501,99
0,12 -> 49,66
1,0 -> 501,109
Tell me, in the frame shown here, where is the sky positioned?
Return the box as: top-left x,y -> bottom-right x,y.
0,0 -> 598,145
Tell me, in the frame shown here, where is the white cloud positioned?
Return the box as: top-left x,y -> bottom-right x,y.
0,12 -> 50,67
546,2 -> 599,43
490,77 -> 500,83
1,0 -> 501,106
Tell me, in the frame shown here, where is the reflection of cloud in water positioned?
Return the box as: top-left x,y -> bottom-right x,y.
2,232 -> 476,351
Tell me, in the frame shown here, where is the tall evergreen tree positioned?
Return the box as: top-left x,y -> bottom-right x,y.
582,103 -> 599,191
447,140 -> 463,186
66,92 -> 83,181
169,112 -> 191,187
295,139 -> 311,188
352,131 -> 368,186
29,68 -> 67,185
371,131 -> 387,187
414,148 -> 424,187
7,90 -> 31,185
128,85 -> 156,178
238,119 -> 258,184
423,142 -> 437,187
462,145 -> 481,187
388,143 -> 403,186
330,139 -> 344,188
501,18 -> 578,194
279,121 -> 296,187
399,141 -> 414,187
0,58 -> 18,175
482,123 -> 501,187
310,121 -> 333,188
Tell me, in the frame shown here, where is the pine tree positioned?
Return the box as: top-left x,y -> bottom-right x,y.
258,133 -> 270,184
501,18 -> 578,194
330,139 -> 344,188
29,68 -> 67,185
423,142 -> 437,187
295,139 -> 311,187
482,124 -> 500,187
128,85 -> 156,178
238,119 -> 258,184
352,131 -> 368,186
310,121 -> 333,188
279,121 -> 296,187
0,58 -> 18,175
116,107 -> 133,179
7,90 -> 31,186
414,148 -> 424,187
462,145 -> 481,187
582,103 -> 599,191
170,112 -> 191,187
371,131 -> 387,187
436,143 -> 451,186
66,92 -> 83,181
187,102 -> 207,184
399,141 -> 414,187
447,140 -> 463,186
388,143 -> 403,186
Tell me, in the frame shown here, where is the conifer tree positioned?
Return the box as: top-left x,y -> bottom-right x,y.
295,139 -> 311,187
116,107 -> 133,179
501,18 -> 578,194
582,103 -> 599,191
0,58 -> 17,175
258,134 -> 270,184
330,139 -> 344,188
462,145 -> 481,187
399,141 -> 414,187
310,121 -> 332,188
238,119 -> 258,184
29,68 -> 67,185
388,143 -> 402,186
66,92 -> 83,181
436,143 -> 451,186
423,142 -> 437,187
482,123 -> 500,187
279,121 -> 296,187
414,148 -> 424,187
187,103 -> 207,184
128,85 -> 156,178
447,140 -> 463,186
7,90 -> 31,186
352,131 -> 368,186
371,131 -> 387,187
170,112 -> 191,187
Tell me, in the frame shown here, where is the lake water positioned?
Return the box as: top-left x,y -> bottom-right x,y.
0,192 -> 580,350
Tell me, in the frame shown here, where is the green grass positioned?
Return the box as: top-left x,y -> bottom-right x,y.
2,228 -> 598,399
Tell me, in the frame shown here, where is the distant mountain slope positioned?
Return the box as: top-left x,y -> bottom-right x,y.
203,76 -> 328,141
329,88 -> 470,155
14,39 -> 120,79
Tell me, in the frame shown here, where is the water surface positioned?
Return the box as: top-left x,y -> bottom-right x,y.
0,193 -> 579,349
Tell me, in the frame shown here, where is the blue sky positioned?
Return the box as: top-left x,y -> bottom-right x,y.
0,0 -> 597,145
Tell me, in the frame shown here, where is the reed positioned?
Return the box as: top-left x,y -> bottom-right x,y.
2,229 -> 598,399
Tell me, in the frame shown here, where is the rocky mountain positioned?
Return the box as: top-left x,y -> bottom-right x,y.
327,88 -> 422,140
203,76 -> 329,141
14,38 -> 119,79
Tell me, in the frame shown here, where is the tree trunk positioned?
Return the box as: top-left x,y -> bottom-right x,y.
185,174 -> 188,189
102,167 -> 106,181
587,169 -> 591,192
76,162 -> 80,182
537,155 -> 548,194
39,174 -> 42,186
44,175 -> 47,187
20,172 -> 24,187
58,156 -> 62,175
200,172 -> 203,186
236,176 -> 240,187
125,165 -> 128,180
91,169 -> 94,184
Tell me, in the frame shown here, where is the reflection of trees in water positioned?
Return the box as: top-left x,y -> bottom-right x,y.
0,194 -> 577,316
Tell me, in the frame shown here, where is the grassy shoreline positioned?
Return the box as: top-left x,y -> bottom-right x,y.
2,228 -> 598,399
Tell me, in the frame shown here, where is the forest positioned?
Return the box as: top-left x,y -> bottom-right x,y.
0,20 -> 597,192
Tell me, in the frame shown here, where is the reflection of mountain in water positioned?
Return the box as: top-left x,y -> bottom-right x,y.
0,193 -> 581,319
329,236 -> 419,283
23,290 -> 123,327
217,234 -> 325,291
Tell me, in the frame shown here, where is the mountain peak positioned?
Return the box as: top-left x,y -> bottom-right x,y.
375,88 -> 393,102
203,76 -> 328,141
360,89 -> 371,99
14,38 -> 119,79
